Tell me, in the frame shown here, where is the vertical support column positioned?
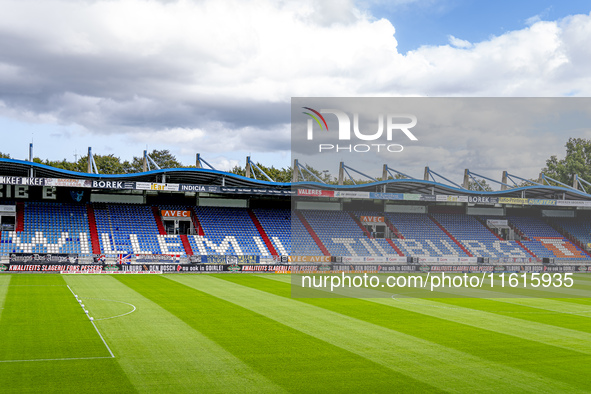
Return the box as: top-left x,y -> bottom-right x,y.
87,147 -> 93,173
292,159 -> 299,182
338,162 -> 344,185
501,171 -> 508,191
573,174 -> 578,190
245,156 -> 252,178
462,169 -> 470,189
29,143 -> 34,177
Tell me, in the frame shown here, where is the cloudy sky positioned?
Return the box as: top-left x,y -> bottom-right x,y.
1,0 -> 591,182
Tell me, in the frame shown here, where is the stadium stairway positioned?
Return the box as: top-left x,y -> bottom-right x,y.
295,210 -> 330,256
348,212 -> 373,239
515,240 -> 537,258
248,209 -> 278,256
151,206 -> 167,235
545,219 -> 591,258
385,238 -> 405,256
427,214 -> 473,257
86,204 -> 101,254
15,202 -> 24,232
384,217 -> 404,239
190,209 -> 205,236
508,222 -> 530,241
180,234 -> 193,255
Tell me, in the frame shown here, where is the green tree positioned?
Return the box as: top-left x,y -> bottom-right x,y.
38,158 -> 79,171
125,149 -> 183,173
300,164 -> 333,183
543,138 -> 591,186
467,179 -> 493,192
0,152 -> 10,159
75,154 -> 125,174
232,162 -> 293,183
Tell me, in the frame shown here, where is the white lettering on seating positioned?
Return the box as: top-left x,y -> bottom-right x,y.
331,238 -> 358,256
192,236 -> 243,255
157,235 -> 184,255
100,233 -> 127,254
461,240 -> 497,257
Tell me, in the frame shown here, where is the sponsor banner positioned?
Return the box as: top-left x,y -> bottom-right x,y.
272,255 -> 290,263
297,189 -> 334,197
369,192 -> 404,200
428,265 -> 495,272
46,179 -> 93,188
9,253 -> 78,264
224,187 -> 292,195
135,254 -> 182,263
404,193 -> 422,201
417,256 -> 479,264
136,182 -> 153,190
528,198 -> 556,206
341,256 -> 408,263
0,176 -> 46,186
498,197 -> 528,205
189,255 -> 202,264
468,196 -> 498,204
7,264 -> 82,272
179,184 -> 221,193
135,182 -> 180,191
419,194 -> 436,201
556,200 -> 591,207
90,180 -> 134,189
497,257 -> 540,263
359,216 -> 384,223
288,256 -> 333,263
200,255 -> 260,264
334,191 -> 371,199
161,210 -> 191,218
435,195 -> 469,203
487,219 -> 508,226
0,205 -> 16,213
3,263 -> 591,274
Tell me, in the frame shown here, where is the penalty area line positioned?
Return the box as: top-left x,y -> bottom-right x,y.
66,284 -> 115,358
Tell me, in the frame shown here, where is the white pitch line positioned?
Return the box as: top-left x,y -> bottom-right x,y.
91,321 -> 114,358
79,298 -> 137,321
66,284 -> 115,358
0,356 -> 113,363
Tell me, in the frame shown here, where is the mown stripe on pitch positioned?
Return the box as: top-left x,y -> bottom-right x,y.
115,274 -> 441,393
369,297 -> 591,353
0,274 -> 11,319
169,274 -> 584,394
0,275 -> 111,360
65,275 -> 284,394
429,297 -> 591,334
0,275 -> 136,393
268,273 -> 591,333
222,274 -> 591,391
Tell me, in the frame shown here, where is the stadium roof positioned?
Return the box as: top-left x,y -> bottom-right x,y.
1,158 -> 590,200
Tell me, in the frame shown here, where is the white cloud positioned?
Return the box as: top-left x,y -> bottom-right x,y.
525,15 -> 542,26
0,0 -> 591,174
448,35 -> 472,49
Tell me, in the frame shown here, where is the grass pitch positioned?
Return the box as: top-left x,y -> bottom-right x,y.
1,273 -> 591,393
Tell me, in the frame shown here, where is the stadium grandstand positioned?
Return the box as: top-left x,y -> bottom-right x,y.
2,156 -> 591,266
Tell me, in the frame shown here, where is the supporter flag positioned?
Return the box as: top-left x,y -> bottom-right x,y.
117,253 -> 132,264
